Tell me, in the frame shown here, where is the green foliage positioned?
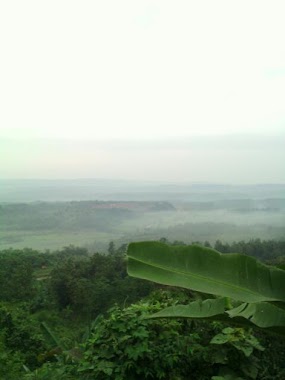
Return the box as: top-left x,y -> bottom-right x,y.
0,241 -> 284,379
0,346 -> 24,380
254,330 -> 285,379
23,358 -> 79,380
0,254 -> 34,301
49,251 -> 154,317
210,327 -> 264,358
77,292 -> 265,380
127,242 -> 285,335
213,238 -> 285,261
128,242 -> 285,303
0,305 -> 47,369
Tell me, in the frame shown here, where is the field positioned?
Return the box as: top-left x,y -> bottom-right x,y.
1,196 -> 285,252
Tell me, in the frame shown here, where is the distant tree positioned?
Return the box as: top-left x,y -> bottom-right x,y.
214,239 -> 226,252
116,243 -> 128,255
108,241 -> 115,255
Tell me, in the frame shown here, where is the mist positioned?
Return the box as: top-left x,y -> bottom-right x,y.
1,134 -> 285,183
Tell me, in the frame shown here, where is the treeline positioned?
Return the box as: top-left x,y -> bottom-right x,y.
128,223 -> 285,251
0,201 -> 174,233
0,244 -> 154,313
0,202 -> 134,232
206,238 -> 285,262
159,237 -> 285,262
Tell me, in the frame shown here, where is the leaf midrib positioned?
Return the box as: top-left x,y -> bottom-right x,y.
128,256 -> 278,302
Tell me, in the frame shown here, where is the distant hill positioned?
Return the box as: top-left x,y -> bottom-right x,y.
0,200 -> 174,233
0,196 -> 284,251
1,179 -> 285,202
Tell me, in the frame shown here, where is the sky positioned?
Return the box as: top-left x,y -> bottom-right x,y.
0,0 -> 285,183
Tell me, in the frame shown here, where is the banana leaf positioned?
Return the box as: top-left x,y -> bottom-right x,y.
227,301 -> 285,335
127,242 -> 285,303
147,298 -> 285,336
147,297 -> 228,319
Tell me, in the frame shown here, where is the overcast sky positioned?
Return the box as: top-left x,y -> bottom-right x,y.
1,1 -> 285,183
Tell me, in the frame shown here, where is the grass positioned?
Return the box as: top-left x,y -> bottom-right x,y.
0,230 -> 118,251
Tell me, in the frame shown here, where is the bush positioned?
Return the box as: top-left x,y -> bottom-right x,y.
78,291 -> 264,380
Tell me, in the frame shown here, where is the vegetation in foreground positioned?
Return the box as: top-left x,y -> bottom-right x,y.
0,239 -> 284,379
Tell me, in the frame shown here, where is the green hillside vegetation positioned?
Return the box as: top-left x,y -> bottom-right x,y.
0,239 -> 285,379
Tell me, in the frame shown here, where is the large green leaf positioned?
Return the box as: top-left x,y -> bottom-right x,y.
147,297 -> 228,319
127,242 -> 285,303
147,298 -> 285,336
227,302 -> 285,335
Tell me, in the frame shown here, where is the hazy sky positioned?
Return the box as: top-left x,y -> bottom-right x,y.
1,1 -> 285,183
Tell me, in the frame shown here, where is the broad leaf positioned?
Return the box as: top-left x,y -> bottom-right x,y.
148,297 -> 228,319
127,242 -> 285,303
147,299 -> 285,336
227,302 -> 285,335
